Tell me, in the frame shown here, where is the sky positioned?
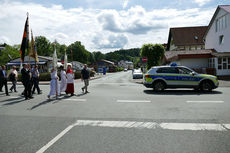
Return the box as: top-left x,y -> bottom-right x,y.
0,0 -> 229,53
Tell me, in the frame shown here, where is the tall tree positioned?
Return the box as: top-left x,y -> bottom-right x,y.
67,41 -> 90,63
0,44 -> 20,65
140,44 -> 165,69
93,51 -> 105,62
35,36 -> 52,56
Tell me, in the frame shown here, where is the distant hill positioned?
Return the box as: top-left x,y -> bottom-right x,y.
105,48 -> 140,63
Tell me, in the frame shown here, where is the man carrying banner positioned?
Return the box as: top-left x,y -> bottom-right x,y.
21,63 -> 33,100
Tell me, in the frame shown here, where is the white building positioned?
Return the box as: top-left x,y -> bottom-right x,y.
118,60 -> 134,69
204,5 -> 230,76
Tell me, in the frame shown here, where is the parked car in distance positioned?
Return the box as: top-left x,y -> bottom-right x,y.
124,68 -> 128,72
133,69 -> 143,79
143,65 -> 219,91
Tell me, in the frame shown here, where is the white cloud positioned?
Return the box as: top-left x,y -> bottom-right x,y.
193,0 -> 212,6
0,1 -> 215,53
92,33 -> 128,49
0,36 -> 10,44
122,0 -> 129,9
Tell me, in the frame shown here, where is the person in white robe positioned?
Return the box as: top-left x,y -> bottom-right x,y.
48,69 -> 60,99
60,66 -> 67,93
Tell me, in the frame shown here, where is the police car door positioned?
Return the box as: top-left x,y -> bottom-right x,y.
177,67 -> 198,86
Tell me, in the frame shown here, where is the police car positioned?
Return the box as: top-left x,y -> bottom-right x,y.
143,64 -> 219,91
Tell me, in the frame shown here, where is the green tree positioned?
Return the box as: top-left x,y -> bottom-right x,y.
67,41 -> 90,63
0,44 -> 20,66
35,36 -> 52,56
140,44 -> 165,69
88,52 -> 96,65
93,51 -> 105,62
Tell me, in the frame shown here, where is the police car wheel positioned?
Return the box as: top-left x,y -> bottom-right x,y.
153,81 -> 165,91
200,81 -> 213,91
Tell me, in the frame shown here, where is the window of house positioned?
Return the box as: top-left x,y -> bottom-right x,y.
219,35 -> 224,45
216,15 -> 228,32
228,57 -> 230,69
185,46 -> 189,51
191,46 -> 195,50
208,58 -> 215,68
223,58 -> 227,69
218,58 -> 222,69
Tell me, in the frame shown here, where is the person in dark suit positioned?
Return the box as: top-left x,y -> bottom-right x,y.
0,65 -> 9,96
21,63 -> 33,100
0,66 -> 2,92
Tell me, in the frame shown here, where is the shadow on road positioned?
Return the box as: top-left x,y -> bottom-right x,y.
143,89 -> 222,95
30,93 -> 86,109
2,98 -> 25,106
30,100 -> 52,110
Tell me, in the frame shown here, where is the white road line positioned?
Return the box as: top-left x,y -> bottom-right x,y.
117,100 -> 151,103
223,124 -> 230,130
36,120 -> 230,153
160,123 -> 226,131
63,99 -> 86,102
10,96 -> 19,98
36,124 -> 75,153
75,120 -> 229,131
186,101 -> 224,103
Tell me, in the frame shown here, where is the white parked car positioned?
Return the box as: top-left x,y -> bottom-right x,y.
133,69 -> 143,79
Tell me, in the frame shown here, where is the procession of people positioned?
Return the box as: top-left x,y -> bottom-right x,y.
0,63 -> 91,100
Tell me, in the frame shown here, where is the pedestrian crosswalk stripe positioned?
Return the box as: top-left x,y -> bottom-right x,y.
74,120 -> 230,131
117,100 -> 151,103
10,96 -> 19,98
35,120 -> 230,153
186,101 -> 224,103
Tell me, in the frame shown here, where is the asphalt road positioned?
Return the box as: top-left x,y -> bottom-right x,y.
0,71 -> 230,153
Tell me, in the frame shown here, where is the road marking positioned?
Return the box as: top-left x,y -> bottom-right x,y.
117,100 -> 151,103
63,99 -> 86,102
36,120 -> 230,153
186,101 -> 224,103
10,96 -> 19,98
75,120 -> 230,131
160,123 -> 226,131
36,123 -> 75,153
223,124 -> 230,130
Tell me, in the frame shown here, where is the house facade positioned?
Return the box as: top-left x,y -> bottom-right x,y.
204,5 -> 230,76
166,26 -> 207,51
118,60 -> 134,70
164,26 -> 215,74
6,56 -> 61,73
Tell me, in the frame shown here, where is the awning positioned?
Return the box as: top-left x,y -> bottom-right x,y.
6,61 -> 46,66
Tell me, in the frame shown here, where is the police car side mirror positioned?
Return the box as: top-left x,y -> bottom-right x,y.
191,72 -> 195,76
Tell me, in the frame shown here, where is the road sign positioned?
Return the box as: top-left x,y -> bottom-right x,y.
142,57 -> 147,62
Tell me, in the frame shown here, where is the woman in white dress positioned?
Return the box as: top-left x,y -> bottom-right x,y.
60,66 -> 67,93
48,69 -> 60,99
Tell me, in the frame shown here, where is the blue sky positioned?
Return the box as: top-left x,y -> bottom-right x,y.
0,0 -> 229,52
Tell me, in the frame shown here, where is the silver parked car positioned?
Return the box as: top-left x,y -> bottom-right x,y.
133,69 -> 143,79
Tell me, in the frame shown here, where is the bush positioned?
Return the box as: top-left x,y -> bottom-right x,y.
39,73 -> 51,81
115,67 -> 124,72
